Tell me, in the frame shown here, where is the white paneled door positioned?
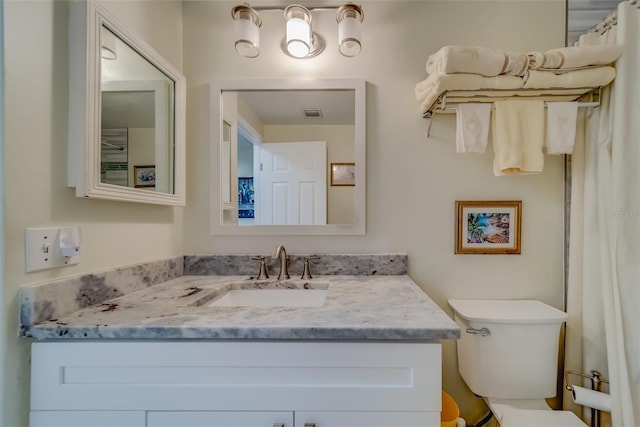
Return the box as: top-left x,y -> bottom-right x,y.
254,141 -> 327,225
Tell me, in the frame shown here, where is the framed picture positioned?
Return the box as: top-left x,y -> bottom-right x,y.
455,200 -> 522,254
238,177 -> 255,219
134,165 -> 156,188
331,163 -> 356,186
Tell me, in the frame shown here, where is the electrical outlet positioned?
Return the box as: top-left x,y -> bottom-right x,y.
25,227 -> 81,272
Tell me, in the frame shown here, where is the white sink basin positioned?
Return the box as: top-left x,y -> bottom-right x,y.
203,280 -> 329,308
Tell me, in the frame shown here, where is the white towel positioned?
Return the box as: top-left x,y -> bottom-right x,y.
425,46 -> 529,77
456,104 -> 492,153
426,46 -> 507,76
545,102 -> 579,154
538,45 -> 623,70
492,100 -> 545,176
522,67 -> 616,89
415,72 -> 524,115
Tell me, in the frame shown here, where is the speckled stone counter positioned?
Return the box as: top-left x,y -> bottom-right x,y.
21,275 -> 460,341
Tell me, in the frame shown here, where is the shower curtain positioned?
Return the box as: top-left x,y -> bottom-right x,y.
566,1 -> 640,426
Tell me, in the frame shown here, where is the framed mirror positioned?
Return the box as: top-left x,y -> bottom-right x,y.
210,79 -> 366,236
67,0 -> 186,206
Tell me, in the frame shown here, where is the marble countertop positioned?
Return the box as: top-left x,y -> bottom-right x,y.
22,275 -> 460,341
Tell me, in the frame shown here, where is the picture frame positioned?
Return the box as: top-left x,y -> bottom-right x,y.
331,162 -> 356,186
134,165 -> 156,188
455,200 -> 522,254
238,177 -> 255,219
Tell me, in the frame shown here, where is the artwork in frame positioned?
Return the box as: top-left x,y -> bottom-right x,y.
134,165 -> 156,188
238,177 -> 255,219
331,162 -> 355,186
455,200 -> 522,254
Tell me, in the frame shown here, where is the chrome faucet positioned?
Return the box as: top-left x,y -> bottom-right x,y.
271,244 -> 290,280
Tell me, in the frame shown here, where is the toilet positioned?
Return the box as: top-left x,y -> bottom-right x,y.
448,299 -> 586,427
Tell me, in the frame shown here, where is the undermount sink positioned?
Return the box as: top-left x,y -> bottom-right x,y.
195,280 -> 329,308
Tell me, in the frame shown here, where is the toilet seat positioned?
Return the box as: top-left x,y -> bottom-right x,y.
500,408 -> 586,427
485,398 -> 586,427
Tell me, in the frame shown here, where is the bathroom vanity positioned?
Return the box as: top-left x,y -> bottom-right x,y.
22,272 -> 459,427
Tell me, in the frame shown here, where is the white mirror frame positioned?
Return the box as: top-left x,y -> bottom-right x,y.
67,0 -> 186,206
210,78 -> 366,236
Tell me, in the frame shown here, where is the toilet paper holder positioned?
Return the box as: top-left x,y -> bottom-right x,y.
565,370 -> 609,427
565,369 -> 608,392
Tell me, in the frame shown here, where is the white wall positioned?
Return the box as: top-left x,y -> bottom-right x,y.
182,0 -> 566,422
2,1 -> 183,425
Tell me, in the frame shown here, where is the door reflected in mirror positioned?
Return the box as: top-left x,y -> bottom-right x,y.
226,89 -> 355,225
211,79 -> 366,236
100,25 -> 175,194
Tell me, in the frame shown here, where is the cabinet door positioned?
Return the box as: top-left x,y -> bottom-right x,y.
294,411 -> 439,427
147,411 -> 293,427
30,410 -> 145,427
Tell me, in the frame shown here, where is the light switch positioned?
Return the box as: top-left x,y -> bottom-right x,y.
25,226 -> 81,272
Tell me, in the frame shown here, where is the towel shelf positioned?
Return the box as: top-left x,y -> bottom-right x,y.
422,86 -> 602,119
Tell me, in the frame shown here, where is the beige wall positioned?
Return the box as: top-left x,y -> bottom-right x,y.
183,0 -> 566,422
2,1 -> 184,425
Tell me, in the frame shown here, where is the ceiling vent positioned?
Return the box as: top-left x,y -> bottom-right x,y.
303,109 -> 323,119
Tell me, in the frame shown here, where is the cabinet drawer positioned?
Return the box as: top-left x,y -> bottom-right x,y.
295,411 -> 440,427
29,410 -> 145,427
31,341 -> 441,412
147,411 -> 293,427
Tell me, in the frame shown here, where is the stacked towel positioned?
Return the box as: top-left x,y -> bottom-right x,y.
492,100 -> 545,175
545,102 -> 579,154
426,46 -> 529,77
456,104 -> 492,153
522,66 -> 616,89
415,44 -> 619,175
415,72 -> 524,115
531,45 -> 623,71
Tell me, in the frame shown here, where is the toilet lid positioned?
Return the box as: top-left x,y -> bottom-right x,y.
500,409 -> 586,427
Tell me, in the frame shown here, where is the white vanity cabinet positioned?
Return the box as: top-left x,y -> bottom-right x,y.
30,341 -> 442,427
147,411 -> 431,427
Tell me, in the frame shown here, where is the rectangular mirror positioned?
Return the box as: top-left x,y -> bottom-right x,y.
68,0 -> 186,206
210,79 -> 366,236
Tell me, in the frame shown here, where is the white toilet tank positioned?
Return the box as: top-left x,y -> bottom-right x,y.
448,299 -> 568,400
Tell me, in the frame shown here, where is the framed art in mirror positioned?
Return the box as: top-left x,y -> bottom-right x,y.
67,0 -> 186,206
331,163 -> 356,186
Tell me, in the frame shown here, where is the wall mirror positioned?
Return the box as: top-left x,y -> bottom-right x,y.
210,79 -> 366,235
67,0 -> 186,206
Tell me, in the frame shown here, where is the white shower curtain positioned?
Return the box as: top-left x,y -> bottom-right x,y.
566,1 -> 640,426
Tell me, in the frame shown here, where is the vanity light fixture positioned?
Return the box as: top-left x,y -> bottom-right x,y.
231,4 -> 262,58
336,4 -> 363,57
231,3 -> 363,59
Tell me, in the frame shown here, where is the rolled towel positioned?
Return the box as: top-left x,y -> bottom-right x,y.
415,72 -> 524,115
523,66 -> 616,89
503,52 -> 529,76
456,103 -> 492,154
492,100 -> 545,175
426,46 -> 510,77
545,102 -> 579,154
540,50 -> 564,69
534,45 -> 623,70
526,51 -> 545,69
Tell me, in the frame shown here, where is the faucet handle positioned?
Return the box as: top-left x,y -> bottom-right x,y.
251,256 -> 269,280
301,256 -> 320,280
